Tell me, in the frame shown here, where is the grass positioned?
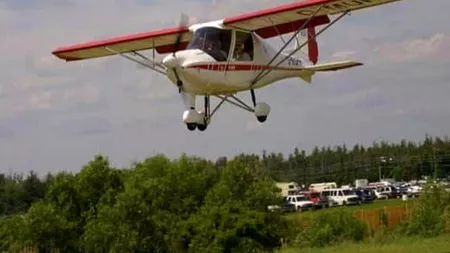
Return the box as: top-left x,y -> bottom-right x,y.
285,197 -> 419,221
279,235 -> 450,253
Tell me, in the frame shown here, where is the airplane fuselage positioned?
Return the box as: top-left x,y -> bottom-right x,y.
162,24 -> 313,95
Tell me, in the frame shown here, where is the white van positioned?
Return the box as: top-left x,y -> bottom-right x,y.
285,195 -> 314,212
320,188 -> 360,206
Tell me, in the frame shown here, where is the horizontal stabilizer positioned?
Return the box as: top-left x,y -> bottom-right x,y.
304,61 -> 363,72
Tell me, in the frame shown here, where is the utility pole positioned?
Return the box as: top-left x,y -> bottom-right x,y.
378,164 -> 382,182
379,156 -> 385,181
433,147 -> 438,179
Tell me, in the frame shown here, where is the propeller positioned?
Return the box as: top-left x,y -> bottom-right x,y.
173,12 -> 189,57
170,12 -> 190,93
135,13 -> 190,92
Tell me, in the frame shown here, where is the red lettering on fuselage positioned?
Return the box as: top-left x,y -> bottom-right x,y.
187,64 -> 304,71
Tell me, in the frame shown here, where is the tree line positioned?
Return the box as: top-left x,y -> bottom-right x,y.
0,135 -> 450,252
224,134 -> 450,186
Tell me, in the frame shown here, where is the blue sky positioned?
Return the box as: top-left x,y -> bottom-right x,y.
1,0 -> 450,174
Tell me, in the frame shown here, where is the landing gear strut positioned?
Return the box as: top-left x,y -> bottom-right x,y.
181,89 -> 270,132
196,96 -> 209,131
181,92 -> 210,132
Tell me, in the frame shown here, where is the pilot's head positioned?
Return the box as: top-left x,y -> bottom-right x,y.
235,42 -> 245,53
204,36 -> 221,51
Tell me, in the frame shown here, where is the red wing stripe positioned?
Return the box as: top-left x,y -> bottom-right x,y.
223,0 -> 329,24
52,26 -> 190,54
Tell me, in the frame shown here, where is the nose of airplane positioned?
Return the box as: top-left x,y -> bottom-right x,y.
162,53 -> 180,68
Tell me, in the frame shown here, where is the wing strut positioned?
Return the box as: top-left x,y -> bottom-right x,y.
251,10 -> 350,86
104,47 -> 167,76
251,5 -> 324,85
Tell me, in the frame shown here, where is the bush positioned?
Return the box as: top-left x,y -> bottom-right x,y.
396,183 -> 450,237
293,209 -> 368,248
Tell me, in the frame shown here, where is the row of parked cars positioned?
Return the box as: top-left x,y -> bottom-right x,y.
269,184 -> 422,213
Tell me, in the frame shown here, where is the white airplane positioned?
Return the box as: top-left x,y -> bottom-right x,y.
52,0 -> 403,132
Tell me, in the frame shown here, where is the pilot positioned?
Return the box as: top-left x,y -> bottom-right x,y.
204,36 -> 228,61
233,42 -> 251,61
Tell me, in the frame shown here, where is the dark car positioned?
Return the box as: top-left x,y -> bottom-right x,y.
376,185 -> 401,199
355,188 -> 375,203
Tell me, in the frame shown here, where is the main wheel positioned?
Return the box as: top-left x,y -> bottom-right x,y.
196,111 -> 208,131
257,116 -> 267,123
186,123 -> 197,131
254,102 -> 270,123
197,124 -> 207,131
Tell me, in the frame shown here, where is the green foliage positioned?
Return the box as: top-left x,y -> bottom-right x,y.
1,135 -> 450,251
180,160 -> 285,253
396,183 -> 450,237
293,209 -> 368,248
1,202 -> 77,252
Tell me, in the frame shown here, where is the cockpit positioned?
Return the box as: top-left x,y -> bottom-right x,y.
187,27 -> 254,62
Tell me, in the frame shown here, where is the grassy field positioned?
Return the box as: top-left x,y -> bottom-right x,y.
284,197 -> 421,237
278,235 -> 450,253
286,197 -> 419,221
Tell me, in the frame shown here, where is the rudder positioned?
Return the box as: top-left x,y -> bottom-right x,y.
294,26 -> 319,65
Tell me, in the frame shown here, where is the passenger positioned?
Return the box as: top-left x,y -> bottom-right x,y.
233,42 -> 251,61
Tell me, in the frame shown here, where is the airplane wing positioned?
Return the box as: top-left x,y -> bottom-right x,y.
303,60 -> 363,71
52,26 -> 192,61
223,0 -> 402,38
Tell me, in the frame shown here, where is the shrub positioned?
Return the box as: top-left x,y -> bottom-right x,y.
396,183 -> 450,237
293,209 -> 368,248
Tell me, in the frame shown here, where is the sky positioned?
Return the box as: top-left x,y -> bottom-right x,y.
1,0 -> 449,175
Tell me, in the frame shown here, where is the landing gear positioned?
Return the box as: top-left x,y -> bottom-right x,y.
251,89 -> 270,123
181,89 -> 270,132
186,123 -> 197,131
196,101 -> 208,131
181,92 -> 210,131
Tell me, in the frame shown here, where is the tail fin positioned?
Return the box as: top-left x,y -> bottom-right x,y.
303,60 -> 363,72
291,26 -> 319,65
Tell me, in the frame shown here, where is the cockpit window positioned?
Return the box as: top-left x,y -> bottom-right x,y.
232,31 -> 254,61
187,27 -> 231,62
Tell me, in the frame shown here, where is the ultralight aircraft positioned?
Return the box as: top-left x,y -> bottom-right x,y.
52,0 -> 403,131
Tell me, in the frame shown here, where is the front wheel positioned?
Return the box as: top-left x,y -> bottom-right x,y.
186,123 -> 197,131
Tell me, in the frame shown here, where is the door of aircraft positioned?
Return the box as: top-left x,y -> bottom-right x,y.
225,30 -> 256,85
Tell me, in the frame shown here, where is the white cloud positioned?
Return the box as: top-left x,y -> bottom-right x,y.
330,50 -> 357,61
373,33 -> 449,63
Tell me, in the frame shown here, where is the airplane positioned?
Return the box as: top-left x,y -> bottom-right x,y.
52,0 -> 403,132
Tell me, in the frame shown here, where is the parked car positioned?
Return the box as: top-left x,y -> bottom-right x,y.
285,195 -> 315,212
354,188 -> 375,203
267,197 -> 296,213
303,191 -> 329,209
320,188 -> 360,206
375,185 -> 400,199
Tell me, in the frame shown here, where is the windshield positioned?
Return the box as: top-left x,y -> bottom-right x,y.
343,190 -> 356,195
187,27 -> 231,62
296,196 -> 307,201
310,192 -> 320,198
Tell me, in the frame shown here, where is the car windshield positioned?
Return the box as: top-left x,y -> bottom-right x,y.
343,189 -> 356,195
186,27 -> 231,62
310,192 -> 320,198
296,196 -> 307,201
